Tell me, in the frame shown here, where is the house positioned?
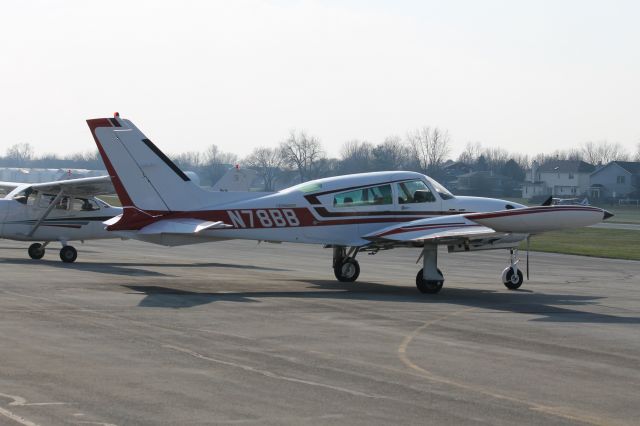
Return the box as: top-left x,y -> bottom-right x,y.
522,160 -> 594,199
440,160 -> 472,191
589,161 -> 640,200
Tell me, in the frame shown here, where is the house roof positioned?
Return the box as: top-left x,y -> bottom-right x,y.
457,170 -> 510,179
538,160 -> 595,173
590,161 -> 640,176
613,161 -> 640,174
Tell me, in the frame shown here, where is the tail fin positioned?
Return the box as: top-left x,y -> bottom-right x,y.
87,115 -> 210,211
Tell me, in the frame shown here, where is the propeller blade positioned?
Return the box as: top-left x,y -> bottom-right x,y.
526,236 -> 530,280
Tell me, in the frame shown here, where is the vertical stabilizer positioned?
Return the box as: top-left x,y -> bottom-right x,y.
87,115 -> 210,212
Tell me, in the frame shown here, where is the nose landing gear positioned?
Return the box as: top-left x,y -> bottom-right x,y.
502,248 -> 524,290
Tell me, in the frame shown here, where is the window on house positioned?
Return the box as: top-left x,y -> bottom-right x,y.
333,184 -> 392,207
616,176 -> 626,184
568,173 -> 574,179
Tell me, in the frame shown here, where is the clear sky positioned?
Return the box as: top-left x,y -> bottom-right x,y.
0,0 -> 638,159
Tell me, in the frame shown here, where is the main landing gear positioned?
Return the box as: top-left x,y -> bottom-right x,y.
501,248 -> 524,290
27,242 -> 78,263
333,246 -> 360,282
415,244 -> 445,294
331,245 -> 525,294
28,242 -> 47,260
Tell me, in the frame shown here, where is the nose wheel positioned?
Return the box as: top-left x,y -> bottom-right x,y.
502,267 -> 524,289
502,248 -> 524,290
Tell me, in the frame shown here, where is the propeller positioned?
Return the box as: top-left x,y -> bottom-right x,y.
526,235 -> 530,280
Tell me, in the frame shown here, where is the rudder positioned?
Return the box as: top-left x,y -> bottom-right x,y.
87,115 -> 209,212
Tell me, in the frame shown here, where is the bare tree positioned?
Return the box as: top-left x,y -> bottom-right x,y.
581,141 -> 629,165
372,136 -> 412,170
407,127 -> 451,172
339,140 -> 374,174
511,153 -> 531,169
5,143 -> 34,166
534,149 -> 583,165
458,142 -> 482,165
634,142 -> 640,162
173,151 -> 203,169
481,146 -> 510,172
245,147 -> 283,191
279,130 -> 324,183
202,144 -> 238,185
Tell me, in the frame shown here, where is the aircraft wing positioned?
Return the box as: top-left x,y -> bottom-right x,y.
364,215 -> 500,243
0,182 -> 22,196
365,205 -> 610,244
27,176 -> 115,197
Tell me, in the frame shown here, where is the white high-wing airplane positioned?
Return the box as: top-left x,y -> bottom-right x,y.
0,176 -> 121,262
87,114 -> 612,294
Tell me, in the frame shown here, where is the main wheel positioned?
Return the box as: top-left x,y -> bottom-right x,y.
416,268 -> 444,294
59,246 -> 78,263
334,258 -> 360,282
502,267 -> 523,290
28,243 -> 45,260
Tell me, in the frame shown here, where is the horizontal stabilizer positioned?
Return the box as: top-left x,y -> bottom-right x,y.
137,219 -> 232,235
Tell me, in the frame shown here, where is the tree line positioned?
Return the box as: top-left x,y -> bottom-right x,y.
2,130 -> 639,190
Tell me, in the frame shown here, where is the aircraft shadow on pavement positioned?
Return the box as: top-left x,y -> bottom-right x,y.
106,262 -> 290,272
0,259 -> 288,277
123,281 -> 640,324
0,258 -> 170,277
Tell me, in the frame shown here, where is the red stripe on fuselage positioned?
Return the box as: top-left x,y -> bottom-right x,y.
105,207 -> 440,231
86,118 -> 135,208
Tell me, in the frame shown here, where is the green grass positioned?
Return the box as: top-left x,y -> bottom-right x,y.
522,228 -> 640,261
594,205 -> 640,224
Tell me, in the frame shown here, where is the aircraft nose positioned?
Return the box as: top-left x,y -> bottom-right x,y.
603,210 -> 614,220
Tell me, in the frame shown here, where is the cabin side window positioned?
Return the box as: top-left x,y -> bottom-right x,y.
70,198 -> 100,211
397,180 -> 436,203
333,184 -> 392,207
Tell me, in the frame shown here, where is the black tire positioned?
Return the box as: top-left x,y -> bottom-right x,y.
28,243 -> 45,260
59,246 -> 78,263
334,258 -> 360,282
503,268 -> 523,290
416,268 -> 444,294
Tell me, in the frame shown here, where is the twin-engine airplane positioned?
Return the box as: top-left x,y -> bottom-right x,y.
87,114 -> 612,294
0,176 -> 121,262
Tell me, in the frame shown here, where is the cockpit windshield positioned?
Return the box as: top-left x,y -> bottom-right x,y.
426,177 -> 455,200
12,188 -> 34,205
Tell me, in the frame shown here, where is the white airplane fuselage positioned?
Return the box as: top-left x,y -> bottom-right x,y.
0,196 -> 121,242
108,171 -> 529,247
